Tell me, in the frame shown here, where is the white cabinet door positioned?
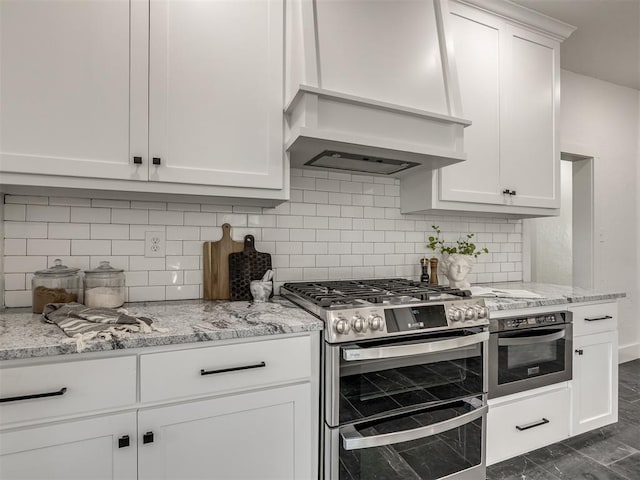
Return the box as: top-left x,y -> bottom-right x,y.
571,330 -> 618,435
0,412 -> 137,480
138,383 -> 313,480
439,4 -> 502,205
0,0 -> 148,180
148,0 -> 284,190
501,26 -> 560,209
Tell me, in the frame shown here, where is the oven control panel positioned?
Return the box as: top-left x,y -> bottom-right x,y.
324,299 -> 489,343
492,311 -> 570,332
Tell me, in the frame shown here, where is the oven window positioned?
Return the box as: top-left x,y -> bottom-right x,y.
497,327 -> 567,385
338,399 -> 484,480
338,332 -> 484,424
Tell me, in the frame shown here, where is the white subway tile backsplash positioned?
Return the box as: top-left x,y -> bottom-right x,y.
91,224 -> 129,240
149,210 -> 184,226
71,207 -> 110,224
3,182 -> 523,306
27,239 -> 70,256
112,209 -> 149,225
71,240 -> 111,256
112,240 -> 145,256
5,239 -> 27,256
4,204 -> 26,221
26,205 -> 70,223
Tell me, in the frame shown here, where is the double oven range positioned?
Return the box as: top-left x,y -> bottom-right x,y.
281,279 -> 490,480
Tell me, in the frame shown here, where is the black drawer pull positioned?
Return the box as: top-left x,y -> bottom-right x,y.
502,189 -> 512,195
143,432 -> 154,444
133,156 -> 143,164
118,435 -> 130,448
516,418 -> 549,431
200,361 -> 266,376
152,157 -> 161,165
585,315 -> 613,322
575,349 -> 584,355
0,387 -> 67,404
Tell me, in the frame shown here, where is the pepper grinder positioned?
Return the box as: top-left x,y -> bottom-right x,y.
419,258 -> 430,283
429,257 -> 439,285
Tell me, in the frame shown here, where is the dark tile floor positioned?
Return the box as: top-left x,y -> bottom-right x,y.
487,359 -> 640,480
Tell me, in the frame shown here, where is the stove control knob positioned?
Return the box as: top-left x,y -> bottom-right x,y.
464,307 -> 478,321
476,306 -> 489,319
352,315 -> 368,333
334,318 -> 351,335
448,307 -> 464,322
369,314 -> 384,331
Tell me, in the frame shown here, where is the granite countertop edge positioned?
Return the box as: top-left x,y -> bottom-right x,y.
0,297 -> 323,362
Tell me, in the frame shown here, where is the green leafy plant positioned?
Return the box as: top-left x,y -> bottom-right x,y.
427,225 -> 489,258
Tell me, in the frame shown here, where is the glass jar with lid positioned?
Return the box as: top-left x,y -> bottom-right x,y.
32,259 -> 81,313
84,261 -> 126,308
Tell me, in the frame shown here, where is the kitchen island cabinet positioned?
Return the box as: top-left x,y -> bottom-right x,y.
401,0 -> 574,217
0,0 -> 287,205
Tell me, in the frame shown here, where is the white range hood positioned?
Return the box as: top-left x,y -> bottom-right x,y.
284,0 -> 471,176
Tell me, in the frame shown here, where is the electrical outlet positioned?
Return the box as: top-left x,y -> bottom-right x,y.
145,231 -> 166,258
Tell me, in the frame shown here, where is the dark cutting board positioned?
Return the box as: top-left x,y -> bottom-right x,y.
228,235 -> 273,301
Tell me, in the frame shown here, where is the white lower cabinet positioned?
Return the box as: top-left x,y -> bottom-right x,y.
0,333 -> 318,480
487,384 -> 570,466
0,412 -> 137,480
570,302 -> 619,436
138,383 -> 312,480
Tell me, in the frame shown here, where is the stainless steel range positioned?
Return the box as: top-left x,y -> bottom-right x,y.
281,279 -> 490,480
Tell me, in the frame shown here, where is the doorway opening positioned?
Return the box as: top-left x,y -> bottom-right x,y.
525,153 -> 594,288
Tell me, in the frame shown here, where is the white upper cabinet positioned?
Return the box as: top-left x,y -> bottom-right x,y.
0,0 -> 148,181
148,0 -> 284,190
0,0 -> 287,204
400,0 -> 574,217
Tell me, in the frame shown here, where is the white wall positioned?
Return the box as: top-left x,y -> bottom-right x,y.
560,69 -> 640,362
2,171 -> 522,308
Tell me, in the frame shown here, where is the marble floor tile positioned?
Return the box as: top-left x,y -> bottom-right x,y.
486,456 -> 560,480
609,452 -> 640,480
562,429 -> 638,466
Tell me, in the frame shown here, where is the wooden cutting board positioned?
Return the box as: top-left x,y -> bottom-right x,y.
228,235 -> 273,301
203,224 -> 244,300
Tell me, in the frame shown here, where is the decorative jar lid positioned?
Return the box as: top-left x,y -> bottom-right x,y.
34,259 -> 81,276
84,261 -> 125,275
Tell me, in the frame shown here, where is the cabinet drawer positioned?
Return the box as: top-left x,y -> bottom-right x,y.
570,303 -> 617,336
487,386 -> 570,465
140,335 -> 311,403
0,356 -> 137,426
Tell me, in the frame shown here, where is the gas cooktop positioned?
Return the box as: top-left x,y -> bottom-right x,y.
281,278 -> 488,343
281,278 -> 470,308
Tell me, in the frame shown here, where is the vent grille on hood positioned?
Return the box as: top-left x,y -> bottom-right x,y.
306,151 -> 420,175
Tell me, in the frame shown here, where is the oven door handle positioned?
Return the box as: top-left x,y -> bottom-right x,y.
342,331 -> 489,361
498,329 -> 566,347
340,403 -> 488,450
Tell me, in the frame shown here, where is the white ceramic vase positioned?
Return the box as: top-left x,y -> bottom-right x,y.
440,254 -> 474,289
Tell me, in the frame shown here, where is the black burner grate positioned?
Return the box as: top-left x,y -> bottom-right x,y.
282,278 -> 470,307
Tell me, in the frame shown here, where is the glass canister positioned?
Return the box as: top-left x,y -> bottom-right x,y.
32,259 -> 81,313
83,261 -> 126,308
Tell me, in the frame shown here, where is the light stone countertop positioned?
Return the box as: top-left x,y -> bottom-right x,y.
481,282 -> 626,312
0,283 -> 626,361
0,297 -> 323,361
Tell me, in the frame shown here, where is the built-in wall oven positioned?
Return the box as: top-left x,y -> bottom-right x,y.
488,311 -> 572,399
280,279 -> 490,480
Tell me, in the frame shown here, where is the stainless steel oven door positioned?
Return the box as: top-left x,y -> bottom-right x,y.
325,397 -> 487,480
488,324 -> 573,398
325,330 -> 488,427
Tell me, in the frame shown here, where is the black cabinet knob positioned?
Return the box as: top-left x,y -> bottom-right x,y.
118,435 -> 130,448
152,157 -> 161,166
502,189 -> 511,195
133,156 -> 143,165
575,349 -> 584,355
143,431 -> 154,444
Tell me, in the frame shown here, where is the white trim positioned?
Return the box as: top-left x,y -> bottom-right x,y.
619,343 -> 640,364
